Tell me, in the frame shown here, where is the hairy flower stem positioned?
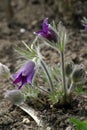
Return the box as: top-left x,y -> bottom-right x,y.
60,51 -> 67,103
40,60 -> 54,92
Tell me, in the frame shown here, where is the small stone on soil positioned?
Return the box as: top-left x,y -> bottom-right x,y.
22,118 -> 31,124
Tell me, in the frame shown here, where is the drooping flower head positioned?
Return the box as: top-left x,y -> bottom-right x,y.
12,61 -> 36,89
35,18 -> 57,42
84,25 -> 87,30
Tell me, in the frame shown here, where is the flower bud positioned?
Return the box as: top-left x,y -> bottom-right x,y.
65,62 -> 74,77
0,63 -> 10,79
72,67 -> 86,84
4,89 -> 25,105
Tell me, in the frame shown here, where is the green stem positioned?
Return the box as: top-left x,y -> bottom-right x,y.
60,51 -> 67,102
40,60 -> 54,92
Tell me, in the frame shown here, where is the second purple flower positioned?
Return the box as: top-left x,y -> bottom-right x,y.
36,18 -> 57,42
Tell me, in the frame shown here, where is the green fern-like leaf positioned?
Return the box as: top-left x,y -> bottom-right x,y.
70,118 -> 87,130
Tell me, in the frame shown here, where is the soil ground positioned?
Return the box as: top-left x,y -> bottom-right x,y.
0,0 -> 87,130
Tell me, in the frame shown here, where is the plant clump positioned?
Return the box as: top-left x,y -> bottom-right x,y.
3,18 -> 86,107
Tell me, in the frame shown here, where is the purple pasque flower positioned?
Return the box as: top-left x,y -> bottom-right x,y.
84,25 -> 87,30
13,61 -> 36,89
36,18 -> 57,42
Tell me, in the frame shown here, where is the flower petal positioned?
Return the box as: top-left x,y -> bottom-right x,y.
42,18 -> 49,32
22,61 -> 35,76
18,75 -> 27,89
27,70 -> 35,85
13,73 -> 22,84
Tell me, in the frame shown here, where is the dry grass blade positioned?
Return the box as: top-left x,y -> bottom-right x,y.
17,103 -> 43,127
17,103 -> 53,130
